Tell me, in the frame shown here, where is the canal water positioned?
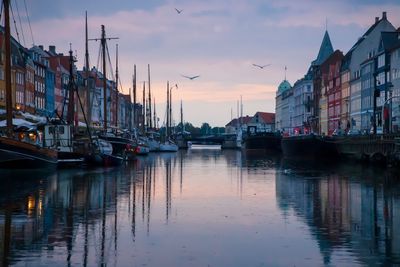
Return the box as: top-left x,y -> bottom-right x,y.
0,150 -> 399,267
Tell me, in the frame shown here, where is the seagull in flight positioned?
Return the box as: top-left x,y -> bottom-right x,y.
182,75 -> 200,80
175,8 -> 183,14
252,63 -> 271,69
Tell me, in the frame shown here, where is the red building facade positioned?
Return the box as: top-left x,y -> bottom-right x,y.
321,50 -> 344,135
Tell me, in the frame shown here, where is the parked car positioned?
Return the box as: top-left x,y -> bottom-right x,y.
347,129 -> 362,136
332,129 -> 345,136
369,126 -> 383,135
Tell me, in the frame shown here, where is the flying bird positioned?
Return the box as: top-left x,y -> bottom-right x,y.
252,63 -> 271,69
182,75 -> 200,80
175,8 -> 183,14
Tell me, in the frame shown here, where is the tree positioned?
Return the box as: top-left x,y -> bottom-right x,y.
200,122 -> 212,135
212,127 -> 225,135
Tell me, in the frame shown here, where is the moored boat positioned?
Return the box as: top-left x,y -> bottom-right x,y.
159,140 -> 178,152
0,3 -> 58,169
0,132 -> 58,169
243,132 -> 282,152
281,134 -> 338,160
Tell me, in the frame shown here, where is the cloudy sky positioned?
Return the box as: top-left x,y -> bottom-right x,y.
10,0 -> 400,126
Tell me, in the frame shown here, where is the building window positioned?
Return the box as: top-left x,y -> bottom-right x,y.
377,54 -> 385,68
376,72 -> 385,86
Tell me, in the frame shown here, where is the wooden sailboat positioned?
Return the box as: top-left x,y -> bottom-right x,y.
0,0 -> 58,168
159,81 -> 178,152
95,25 -> 131,163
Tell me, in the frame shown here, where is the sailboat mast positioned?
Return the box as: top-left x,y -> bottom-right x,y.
115,44 -> 119,128
142,81 -> 146,133
4,0 -> 12,132
180,100 -> 183,134
240,95 -> 243,126
133,65 -> 137,129
166,81 -> 169,138
85,11 -> 91,127
153,97 -> 156,129
67,46 -> 76,125
101,25 -> 107,131
169,85 -> 172,134
148,64 -> 152,129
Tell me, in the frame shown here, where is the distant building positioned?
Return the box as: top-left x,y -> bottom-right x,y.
275,79 -> 292,133
248,112 -> 275,132
292,72 -> 313,134
225,115 -> 253,134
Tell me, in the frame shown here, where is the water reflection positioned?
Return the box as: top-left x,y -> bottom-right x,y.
276,161 -> 400,266
0,151 -> 399,266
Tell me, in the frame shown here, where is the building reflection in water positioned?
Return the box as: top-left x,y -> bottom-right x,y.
0,152 -> 181,266
275,162 -> 400,266
0,152 -> 399,266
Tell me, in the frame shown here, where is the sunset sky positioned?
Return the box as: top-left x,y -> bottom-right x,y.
13,0 -> 400,126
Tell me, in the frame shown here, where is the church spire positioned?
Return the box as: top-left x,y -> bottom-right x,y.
312,30 -> 334,66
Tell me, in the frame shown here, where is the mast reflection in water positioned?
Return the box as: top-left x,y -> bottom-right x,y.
0,151 -> 399,266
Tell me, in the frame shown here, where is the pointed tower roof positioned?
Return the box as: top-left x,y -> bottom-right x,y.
312,31 -> 334,66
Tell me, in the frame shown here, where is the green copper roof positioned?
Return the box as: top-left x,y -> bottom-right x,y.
277,79 -> 292,94
312,31 -> 334,66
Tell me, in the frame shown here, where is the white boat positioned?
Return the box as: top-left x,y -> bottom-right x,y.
159,140 -> 178,152
136,138 -> 150,155
188,142 -> 222,150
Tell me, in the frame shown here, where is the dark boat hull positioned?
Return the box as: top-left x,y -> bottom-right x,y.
281,135 -> 338,160
99,135 -> 136,159
0,137 -> 58,169
243,133 -> 281,152
85,153 -> 124,167
57,151 -> 86,167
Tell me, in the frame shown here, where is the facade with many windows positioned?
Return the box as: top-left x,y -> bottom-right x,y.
391,45 -> 400,132
340,55 -> 351,130
348,12 -> 395,131
292,74 -> 313,134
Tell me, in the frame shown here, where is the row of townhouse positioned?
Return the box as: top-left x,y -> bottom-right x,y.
225,112 -> 275,134
0,28 -> 142,131
275,12 -> 400,136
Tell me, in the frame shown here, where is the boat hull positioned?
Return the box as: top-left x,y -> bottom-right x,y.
85,153 -> 124,167
159,143 -> 178,152
243,133 -> 281,152
281,135 -> 338,160
0,137 -> 58,169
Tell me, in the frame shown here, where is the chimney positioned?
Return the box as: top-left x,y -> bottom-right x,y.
49,45 -> 56,54
382,12 -> 387,20
375,17 -> 379,24
38,45 -> 44,50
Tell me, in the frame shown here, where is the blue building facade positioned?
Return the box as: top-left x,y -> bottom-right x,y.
45,69 -> 55,116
